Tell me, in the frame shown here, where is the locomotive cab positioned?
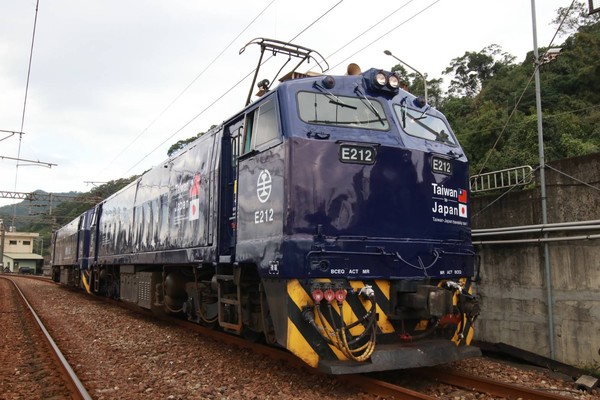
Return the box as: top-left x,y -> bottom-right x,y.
231,63 -> 480,373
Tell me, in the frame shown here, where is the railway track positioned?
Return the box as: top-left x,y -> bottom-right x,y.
0,276 -> 92,400
418,367 -> 575,399
169,315 -> 575,399
7,276 -> 583,399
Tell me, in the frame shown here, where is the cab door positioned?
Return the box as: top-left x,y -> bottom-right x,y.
234,95 -> 284,270
217,117 -> 243,262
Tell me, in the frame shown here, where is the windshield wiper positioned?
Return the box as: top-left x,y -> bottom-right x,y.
413,105 -> 431,121
409,115 -> 451,144
400,97 -> 408,128
313,82 -> 357,109
354,87 -> 385,126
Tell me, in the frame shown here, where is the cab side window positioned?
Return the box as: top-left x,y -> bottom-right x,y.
243,98 -> 279,154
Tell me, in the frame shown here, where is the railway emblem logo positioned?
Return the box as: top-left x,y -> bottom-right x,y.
257,169 -> 272,203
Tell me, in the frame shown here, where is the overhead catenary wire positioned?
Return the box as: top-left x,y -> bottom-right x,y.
475,0 -> 577,176
328,0 -> 442,71
11,0 -> 40,228
96,0 -> 278,177
123,0 -> 347,175
319,0 -> 416,62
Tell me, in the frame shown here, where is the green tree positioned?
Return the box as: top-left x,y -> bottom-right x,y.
443,44 -> 516,98
551,0 -> 600,38
167,125 -> 217,157
443,18 -> 600,176
390,65 -> 443,108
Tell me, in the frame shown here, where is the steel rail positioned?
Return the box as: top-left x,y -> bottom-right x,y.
58,285 -> 576,399
421,367 -> 572,400
5,277 -> 92,400
129,305 -> 438,399
337,375 -> 436,400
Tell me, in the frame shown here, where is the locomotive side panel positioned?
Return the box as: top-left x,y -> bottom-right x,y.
98,182 -> 139,263
97,129 -> 220,265
166,132 -> 217,252
52,218 -> 80,267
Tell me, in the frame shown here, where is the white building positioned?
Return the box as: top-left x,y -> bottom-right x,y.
1,231 -> 43,273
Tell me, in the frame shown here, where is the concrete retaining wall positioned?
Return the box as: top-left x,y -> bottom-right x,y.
471,153 -> 600,368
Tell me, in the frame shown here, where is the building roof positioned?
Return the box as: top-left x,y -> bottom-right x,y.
3,252 -> 44,260
4,231 -> 39,239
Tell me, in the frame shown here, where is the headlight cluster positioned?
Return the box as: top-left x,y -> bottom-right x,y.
374,70 -> 401,90
364,69 -> 401,95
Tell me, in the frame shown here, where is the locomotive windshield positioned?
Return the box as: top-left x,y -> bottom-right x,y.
297,91 -> 389,130
393,103 -> 457,146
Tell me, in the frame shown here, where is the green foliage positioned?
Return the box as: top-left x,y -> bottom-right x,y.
443,44 -> 516,98
441,16 -> 600,175
551,0 -> 600,38
12,176 -> 138,258
166,125 -> 216,157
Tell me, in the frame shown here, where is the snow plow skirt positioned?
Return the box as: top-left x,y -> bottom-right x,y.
317,340 -> 481,375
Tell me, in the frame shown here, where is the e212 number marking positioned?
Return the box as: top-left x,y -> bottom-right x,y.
339,144 -> 376,165
254,208 -> 274,224
432,156 -> 452,175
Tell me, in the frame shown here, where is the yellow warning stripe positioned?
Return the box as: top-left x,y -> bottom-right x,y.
287,279 -> 346,359
287,278 -> 398,363
287,317 -> 320,367
81,271 -> 91,294
349,280 -> 395,334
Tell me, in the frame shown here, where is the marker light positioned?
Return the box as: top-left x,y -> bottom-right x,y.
413,96 -> 427,108
375,71 -> 387,87
322,75 -> 336,89
388,74 -> 400,89
324,288 -> 336,304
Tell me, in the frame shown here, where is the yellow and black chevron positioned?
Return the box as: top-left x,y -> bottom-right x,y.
285,278 -> 393,367
285,277 -> 475,368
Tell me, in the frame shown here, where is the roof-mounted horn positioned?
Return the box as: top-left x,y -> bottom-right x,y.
347,63 -> 361,75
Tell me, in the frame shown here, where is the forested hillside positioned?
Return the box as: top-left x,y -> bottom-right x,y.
7,177 -> 137,258
435,4 -> 600,174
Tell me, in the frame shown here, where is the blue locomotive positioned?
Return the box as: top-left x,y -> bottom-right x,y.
51,39 -> 480,374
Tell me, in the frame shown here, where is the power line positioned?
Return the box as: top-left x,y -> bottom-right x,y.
99,0 -> 277,177
323,0 -> 415,61
476,0 -> 577,175
123,0 -> 346,176
328,0 -> 442,71
12,0 -> 41,228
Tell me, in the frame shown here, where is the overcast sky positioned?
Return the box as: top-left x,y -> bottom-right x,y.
0,0 -> 571,207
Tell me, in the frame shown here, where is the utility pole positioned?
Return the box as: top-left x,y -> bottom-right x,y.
0,219 -> 5,272
531,0 -> 555,360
